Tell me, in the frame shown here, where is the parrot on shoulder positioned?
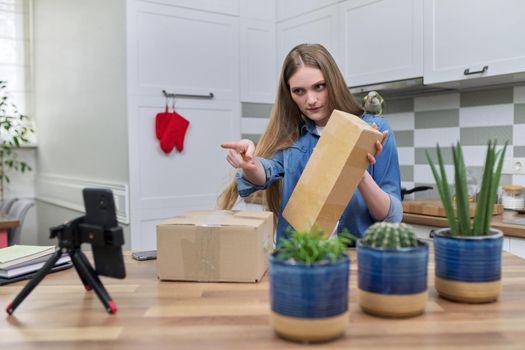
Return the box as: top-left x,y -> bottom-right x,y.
362,90 -> 385,116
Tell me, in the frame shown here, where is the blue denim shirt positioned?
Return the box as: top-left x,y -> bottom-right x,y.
236,114 -> 403,244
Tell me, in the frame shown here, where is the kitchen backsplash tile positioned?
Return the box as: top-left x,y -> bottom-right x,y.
515,104 -> 525,123
460,104 -> 514,127
415,109 -> 459,129
414,93 -> 459,111
393,130 -> 414,147
460,125 -> 512,145
460,87 -> 513,107
383,97 -> 413,114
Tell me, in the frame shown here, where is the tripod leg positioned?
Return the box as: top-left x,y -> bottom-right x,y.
70,250 -> 117,314
6,250 -> 63,315
70,252 -> 93,291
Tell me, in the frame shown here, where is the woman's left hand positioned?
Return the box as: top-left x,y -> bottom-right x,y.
367,122 -> 388,165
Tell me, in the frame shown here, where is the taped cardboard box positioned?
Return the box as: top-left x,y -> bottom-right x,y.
157,210 -> 274,283
283,109 -> 383,237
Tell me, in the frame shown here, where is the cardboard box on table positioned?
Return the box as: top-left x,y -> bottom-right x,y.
157,210 -> 274,283
283,109 -> 383,237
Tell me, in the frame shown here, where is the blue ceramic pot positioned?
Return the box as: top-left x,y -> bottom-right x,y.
433,227 -> 503,303
357,240 -> 428,317
269,254 -> 349,341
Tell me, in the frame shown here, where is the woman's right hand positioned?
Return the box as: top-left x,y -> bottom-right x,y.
221,139 -> 258,170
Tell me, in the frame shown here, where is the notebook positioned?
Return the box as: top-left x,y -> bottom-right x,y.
0,261 -> 73,286
0,245 -> 56,269
0,255 -> 71,278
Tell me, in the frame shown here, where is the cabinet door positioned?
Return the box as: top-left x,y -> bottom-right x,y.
341,0 -> 423,87
127,2 -> 240,250
240,19 -> 277,103
276,0 -> 339,21
277,4 -> 341,69
424,0 -> 525,85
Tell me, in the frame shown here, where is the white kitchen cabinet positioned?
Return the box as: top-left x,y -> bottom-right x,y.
240,19 -> 277,103
127,1 -> 240,249
341,0 -> 423,87
276,0 -> 340,22
277,4 -> 342,69
424,0 -> 525,86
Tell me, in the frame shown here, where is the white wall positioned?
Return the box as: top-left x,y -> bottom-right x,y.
33,0 -> 130,246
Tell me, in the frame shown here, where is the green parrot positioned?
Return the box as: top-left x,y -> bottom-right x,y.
362,90 -> 385,116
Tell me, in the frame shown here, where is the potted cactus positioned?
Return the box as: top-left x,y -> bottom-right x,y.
426,140 -> 507,303
357,222 -> 428,318
269,227 -> 352,342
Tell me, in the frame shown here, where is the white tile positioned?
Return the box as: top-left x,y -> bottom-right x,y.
513,124 -> 525,146
241,117 -> 269,134
414,164 -> 454,184
387,112 -> 414,131
401,181 -> 414,189
461,145 -> 513,167
414,127 -> 460,148
512,174 -> 525,187
459,104 -> 514,127
414,93 -> 460,112
397,147 -> 414,165
514,85 -> 525,103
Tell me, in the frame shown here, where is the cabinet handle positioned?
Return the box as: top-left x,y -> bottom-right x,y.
464,65 -> 488,76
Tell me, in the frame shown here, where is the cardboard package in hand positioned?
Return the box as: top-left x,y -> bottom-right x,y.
283,109 -> 383,237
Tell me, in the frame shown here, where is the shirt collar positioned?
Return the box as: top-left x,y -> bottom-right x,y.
300,117 -> 318,136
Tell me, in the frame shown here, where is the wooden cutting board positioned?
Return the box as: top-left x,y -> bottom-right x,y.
402,200 -> 504,218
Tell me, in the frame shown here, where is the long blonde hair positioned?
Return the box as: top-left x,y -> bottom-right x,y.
218,43 -> 364,219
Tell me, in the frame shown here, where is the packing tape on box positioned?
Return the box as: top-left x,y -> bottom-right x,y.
181,226 -> 221,281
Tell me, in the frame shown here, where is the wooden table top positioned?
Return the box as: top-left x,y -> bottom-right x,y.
0,213 -> 19,230
1,251 -> 525,349
404,209 -> 525,238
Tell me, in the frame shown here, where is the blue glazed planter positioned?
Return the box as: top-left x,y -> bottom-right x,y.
357,240 -> 428,317
433,227 -> 503,303
269,254 -> 349,342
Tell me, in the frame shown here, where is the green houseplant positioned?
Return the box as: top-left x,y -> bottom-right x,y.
269,227 -> 352,342
357,222 -> 428,318
426,140 -> 507,303
0,81 -> 34,201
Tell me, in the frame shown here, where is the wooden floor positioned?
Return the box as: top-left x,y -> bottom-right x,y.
1,250 -> 525,349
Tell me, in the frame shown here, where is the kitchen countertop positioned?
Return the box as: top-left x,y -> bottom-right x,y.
403,208 -> 525,239
1,252 -> 525,349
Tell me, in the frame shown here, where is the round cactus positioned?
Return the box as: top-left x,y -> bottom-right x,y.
362,222 -> 418,248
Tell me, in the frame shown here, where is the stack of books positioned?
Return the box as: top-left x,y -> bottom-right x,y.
0,245 -> 72,285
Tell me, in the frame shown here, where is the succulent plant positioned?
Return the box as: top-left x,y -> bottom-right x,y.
426,141 -> 507,236
361,222 -> 418,249
274,227 -> 355,265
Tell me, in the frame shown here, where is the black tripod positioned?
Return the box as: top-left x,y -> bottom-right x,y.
6,216 -> 124,315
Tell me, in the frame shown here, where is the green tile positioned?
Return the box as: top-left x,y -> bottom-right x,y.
241,103 -> 273,118
414,109 -> 459,129
460,126 -> 512,146
415,147 -> 453,165
241,134 -> 260,144
383,98 -> 414,114
394,130 -> 413,147
400,165 -> 413,182
515,146 -> 525,157
515,104 -> 525,124
460,87 -> 513,107
413,182 -> 441,200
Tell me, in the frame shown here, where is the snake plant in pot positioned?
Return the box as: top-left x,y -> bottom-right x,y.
269,227 -> 352,342
357,222 -> 428,318
426,140 -> 507,303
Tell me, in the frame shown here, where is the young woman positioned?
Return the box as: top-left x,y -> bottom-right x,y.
219,43 -> 402,244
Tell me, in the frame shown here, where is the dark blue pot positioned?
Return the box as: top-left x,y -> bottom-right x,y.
433,228 -> 503,282
357,241 -> 428,295
269,254 -> 349,319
